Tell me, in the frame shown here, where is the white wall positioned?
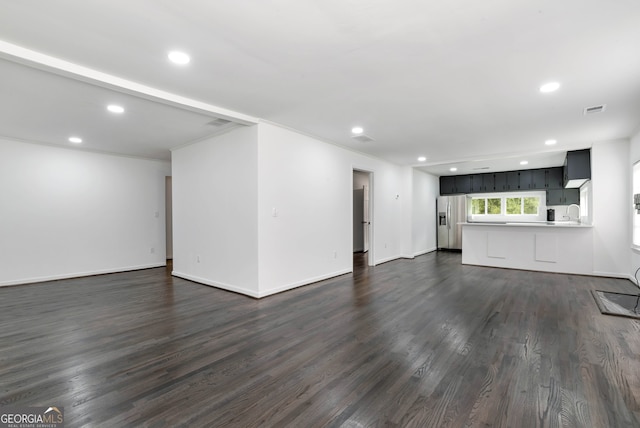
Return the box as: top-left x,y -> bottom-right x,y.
412,169 -> 438,256
171,126 -> 260,296
591,140 -> 630,278
0,138 -> 170,286
170,122 -> 440,298
256,123 -> 422,296
629,130 -> 640,283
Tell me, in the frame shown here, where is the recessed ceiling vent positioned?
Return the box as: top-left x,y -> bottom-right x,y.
351,134 -> 375,143
472,167 -> 490,170
584,104 -> 606,115
207,118 -> 232,127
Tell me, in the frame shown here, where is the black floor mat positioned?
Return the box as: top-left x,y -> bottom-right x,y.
592,290 -> 640,320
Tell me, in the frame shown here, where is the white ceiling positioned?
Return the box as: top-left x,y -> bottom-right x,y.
1,1 -> 639,172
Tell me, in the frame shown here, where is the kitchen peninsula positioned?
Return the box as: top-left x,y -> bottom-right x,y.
461,222 -> 594,275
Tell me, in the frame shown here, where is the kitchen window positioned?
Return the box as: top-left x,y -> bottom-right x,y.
471,197 -> 501,215
506,196 -> 540,215
468,191 -> 546,222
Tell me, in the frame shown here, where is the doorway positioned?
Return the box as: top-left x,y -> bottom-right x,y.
165,176 -> 173,261
353,169 -> 373,268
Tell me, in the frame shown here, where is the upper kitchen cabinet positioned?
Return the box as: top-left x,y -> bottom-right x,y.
531,169 -> 547,189
440,176 -> 456,194
440,175 -> 471,194
564,149 -> 591,188
494,172 -> 507,192
546,167 -> 564,189
506,171 -> 520,191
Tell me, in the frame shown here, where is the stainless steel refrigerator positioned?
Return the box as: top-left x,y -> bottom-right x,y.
437,195 -> 467,250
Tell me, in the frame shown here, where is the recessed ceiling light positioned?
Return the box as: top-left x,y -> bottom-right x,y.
545,139 -> 557,146
69,137 -> 82,144
107,104 -> 125,114
417,156 -> 427,162
539,82 -> 560,93
351,126 -> 364,134
520,160 -> 529,165
168,51 -> 190,65
450,167 -> 457,172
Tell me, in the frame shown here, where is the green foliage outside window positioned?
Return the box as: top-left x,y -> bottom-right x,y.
471,198 -> 486,214
487,198 -> 501,214
506,198 -> 521,214
505,196 -> 540,215
524,197 -> 539,214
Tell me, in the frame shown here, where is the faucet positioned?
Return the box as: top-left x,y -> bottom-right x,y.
566,204 -> 580,221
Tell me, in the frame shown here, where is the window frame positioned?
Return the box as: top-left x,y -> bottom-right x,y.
467,191 -> 546,223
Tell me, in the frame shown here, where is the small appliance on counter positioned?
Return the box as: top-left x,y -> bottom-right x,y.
547,209 -> 555,221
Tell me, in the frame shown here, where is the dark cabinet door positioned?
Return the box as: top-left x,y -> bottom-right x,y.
482,173 -> 495,192
546,189 -> 563,205
546,188 -> 580,205
531,169 -> 546,189
506,171 -> 520,190
564,189 -> 580,205
519,170 -> 532,189
455,175 -> 471,194
494,172 -> 507,191
470,174 -> 484,193
564,149 -> 591,185
546,168 -> 563,189
440,176 -> 456,195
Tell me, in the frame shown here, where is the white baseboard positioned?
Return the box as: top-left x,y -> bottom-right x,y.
592,270 -> 636,281
172,271 -> 261,298
413,247 -> 437,257
173,268 -> 352,299
0,263 -> 166,287
375,255 -> 403,265
257,268 -> 352,298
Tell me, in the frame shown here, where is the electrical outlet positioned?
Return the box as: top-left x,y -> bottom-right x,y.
150,247 -> 155,254
197,255 -> 201,263
333,251 -> 338,259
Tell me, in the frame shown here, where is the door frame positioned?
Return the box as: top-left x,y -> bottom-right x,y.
352,167 -> 375,267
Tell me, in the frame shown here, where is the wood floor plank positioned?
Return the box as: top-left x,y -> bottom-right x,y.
1,252 -> 640,427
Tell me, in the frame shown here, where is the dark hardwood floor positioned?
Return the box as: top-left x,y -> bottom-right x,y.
1,252 -> 640,427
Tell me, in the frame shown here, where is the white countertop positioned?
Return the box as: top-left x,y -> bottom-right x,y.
462,221 -> 593,228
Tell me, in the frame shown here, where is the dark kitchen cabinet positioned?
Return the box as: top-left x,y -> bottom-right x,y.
506,171 -> 520,190
440,175 -> 471,194
455,175 -> 471,193
546,167 -> 564,189
470,174 -> 484,192
531,169 -> 547,189
494,172 -> 507,191
440,176 -> 456,194
564,149 -> 591,187
519,170 -> 532,189
442,164 -> 573,195
482,174 -> 495,192
546,188 -> 580,205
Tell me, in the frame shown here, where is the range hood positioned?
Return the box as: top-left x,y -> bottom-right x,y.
564,149 -> 591,188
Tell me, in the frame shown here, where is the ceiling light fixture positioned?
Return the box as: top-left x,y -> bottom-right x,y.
417,156 -> 427,162
545,139 -> 557,146
539,82 -> 560,93
450,167 -> 457,172
69,137 -> 82,144
351,126 -> 364,134
107,104 -> 125,114
520,160 -> 529,165
168,51 -> 190,65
